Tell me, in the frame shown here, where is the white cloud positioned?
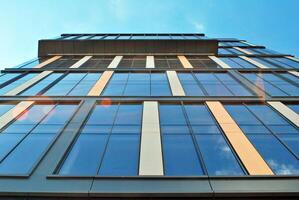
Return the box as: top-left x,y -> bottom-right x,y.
192,21 -> 205,32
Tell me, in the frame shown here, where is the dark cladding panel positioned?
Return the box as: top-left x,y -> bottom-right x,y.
38,39 -> 218,56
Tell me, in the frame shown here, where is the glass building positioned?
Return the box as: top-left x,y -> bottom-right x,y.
0,33 -> 298,199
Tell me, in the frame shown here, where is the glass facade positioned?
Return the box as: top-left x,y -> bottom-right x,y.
0,103 -> 77,174
1,33 -> 299,197
225,104 -> 299,174
178,72 -> 253,96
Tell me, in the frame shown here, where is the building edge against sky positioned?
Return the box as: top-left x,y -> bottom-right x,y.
0,33 -> 298,199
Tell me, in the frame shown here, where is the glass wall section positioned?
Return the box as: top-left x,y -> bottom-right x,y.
0,73 -> 37,95
287,104 -> 299,115
16,58 -> 48,69
225,104 -> 299,175
186,56 -> 221,68
242,73 -> 299,96
0,104 -> 15,116
178,72 -> 253,96
219,57 -> 257,69
20,73 -> 64,96
0,73 -> 21,85
79,56 -> 114,69
43,56 -> 82,69
102,72 -> 171,96
154,56 -> 184,68
219,42 -> 249,47
251,57 -> 299,69
43,73 -> 101,96
245,48 -> 281,55
0,103 -> 77,174
218,48 -> 244,55
159,103 -> 245,176
117,56 -> 146,68
59,103 -> 142,176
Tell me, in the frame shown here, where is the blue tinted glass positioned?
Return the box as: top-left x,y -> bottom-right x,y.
0,73 -> 21,85
163,135 -> 204,176
279,135 -> 299,157
184,105 -> 215,125
159,105 -> 187,125
0,134 -> 53,174
102,73 -> 128,96
247,135 -> 299,175
40,105 -> 77,125
0,74 -> 37,95
178,73 -> 205,96
20,73 -> 63,96
59,135 -> 108,175
288,105 -> 299,115
87,105 -> 118,125
247,105 -> 289,125
99,135 -> 139,176
14,105 -> 54,125
44,73 -> 86,96
195,135 -> 244,175
124,73 -> 150,96
0,134 -> 24,160
151,73 -> 171,96
225,105 -> 261,125
114,104 -> 142,125
68,73 -> 101,96
0,104 -> 14,116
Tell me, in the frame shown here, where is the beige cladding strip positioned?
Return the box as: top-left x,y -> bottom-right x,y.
239,56 -> 269,69
87,71 -> 114,96
34,56 -> 62,68
5,71 -> 53,96
233,47 -> 253,55
0,101 -> 34,130
268,101 -> 299,127
139,101 -> 163,175
166,71 -> 185,96
177,55 -> 193,68
289,71 -> 299,77
208,56 -> 231,69
69,56 -> 92,68
206,101 -> 274,175
107,56 -> 123,69
146,56 -> 155,68
285,56 -> 299,63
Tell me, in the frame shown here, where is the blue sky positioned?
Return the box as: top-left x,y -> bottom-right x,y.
0,0 -> 299,69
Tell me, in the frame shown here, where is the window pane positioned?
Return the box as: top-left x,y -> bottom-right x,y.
99,135 -> 139,176
0,74 -> 37,95
247,135 -> 299,175
163,135 -> 204,176
59,135 -> 108,175
20,73 -> 63,96
195,135 -> 244,175
0,104 -> 15,116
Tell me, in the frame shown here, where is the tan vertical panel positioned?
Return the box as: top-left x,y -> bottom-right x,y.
146,56 -> 155,68
234,47 -> 253,55
285,56 -> 299,63
139,101 -> 163,175
268,101 -> 299,127
87,71 -> 114,96
289,71 -> 299,77
206,101 -> 274,175
4,71 -> 53,96
0,101 -> 34,130
239,56 -> 269,69
69,56 -> 92,68
34,56 -> 62,68
209,56 -> 231,69
166,71 -> 185,96
107,56 -> 123,69
178,55 -> 193,68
